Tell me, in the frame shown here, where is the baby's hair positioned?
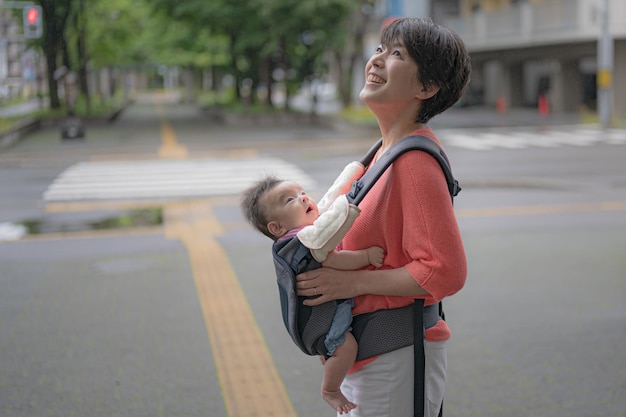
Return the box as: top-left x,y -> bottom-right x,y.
240,175 -> 284,240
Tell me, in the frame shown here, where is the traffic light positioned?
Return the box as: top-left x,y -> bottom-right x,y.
23,5 -> 43,39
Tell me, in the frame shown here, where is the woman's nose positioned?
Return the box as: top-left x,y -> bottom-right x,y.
371,54 -> 384,69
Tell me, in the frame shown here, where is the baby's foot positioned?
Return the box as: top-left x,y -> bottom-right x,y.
322,389 -> 357,415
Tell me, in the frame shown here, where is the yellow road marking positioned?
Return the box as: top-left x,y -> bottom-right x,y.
164,200 -> 297,417
42,198 -> 299,416
159,119 -> 189,159
36,95 -> 626,417
156,103 -> 189,159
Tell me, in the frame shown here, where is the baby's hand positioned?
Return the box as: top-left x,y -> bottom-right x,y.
367,246 -> 385,267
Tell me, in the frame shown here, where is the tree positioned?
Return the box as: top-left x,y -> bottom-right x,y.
33,0 -> 374,112
151,0 -> 362,109
37,0 -> 73,109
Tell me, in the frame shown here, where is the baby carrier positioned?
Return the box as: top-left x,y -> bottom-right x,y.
272,135 -> 460,417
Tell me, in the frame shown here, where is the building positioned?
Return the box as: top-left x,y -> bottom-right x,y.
0,8 -> 22,101
367,0 -> 626,120
0,7 -> 41,103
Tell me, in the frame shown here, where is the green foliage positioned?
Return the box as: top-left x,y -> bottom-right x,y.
31,0 -> 368,110
87,0 -> 155,67
18,208 -> 163,235
148,0 -> 359,94
340,105 -> 377,125
89,208 -> 163,230
0,117 -> 20,135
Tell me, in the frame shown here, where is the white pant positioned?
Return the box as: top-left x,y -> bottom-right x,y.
340,340 -> 447,417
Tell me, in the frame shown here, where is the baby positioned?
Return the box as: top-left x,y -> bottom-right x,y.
240,175 -> 384,414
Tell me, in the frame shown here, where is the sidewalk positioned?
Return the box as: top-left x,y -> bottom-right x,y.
429,105 -> 584,129
0,99 -> 593,153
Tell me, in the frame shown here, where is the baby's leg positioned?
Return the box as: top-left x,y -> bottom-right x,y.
321,331 -> 358,415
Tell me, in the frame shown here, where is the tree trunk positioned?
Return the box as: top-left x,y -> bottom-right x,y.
39,0 -> 72,110
77,0 -> 90,112
259,55 -> 273,107
44,49 -> 60,109
336,1 -> 371,108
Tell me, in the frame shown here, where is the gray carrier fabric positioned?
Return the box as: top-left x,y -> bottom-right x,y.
272,135 -> 460,360
352,302 -> 440,361
274,236 -> 332,357
274,232 -> 440,360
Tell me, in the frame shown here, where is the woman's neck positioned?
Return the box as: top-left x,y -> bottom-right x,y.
375,114 -> 425,155
369,101 -> 425,149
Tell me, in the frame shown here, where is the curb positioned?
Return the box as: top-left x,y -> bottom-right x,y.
0,103 -> 130,152
0,117 -> 42,150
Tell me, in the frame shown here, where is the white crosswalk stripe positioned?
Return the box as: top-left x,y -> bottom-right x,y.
43,157 -> 318,202
439,125 -> 626,151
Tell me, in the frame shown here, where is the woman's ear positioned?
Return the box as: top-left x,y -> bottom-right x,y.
267,221 -> 285,238
416,83 -> 440,100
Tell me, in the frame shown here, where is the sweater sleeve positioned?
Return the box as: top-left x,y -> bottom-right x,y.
393,151 -> 467,302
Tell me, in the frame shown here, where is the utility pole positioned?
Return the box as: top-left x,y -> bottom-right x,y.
597,0 -> 614,128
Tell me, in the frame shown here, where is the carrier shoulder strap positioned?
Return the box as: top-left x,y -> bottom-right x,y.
348,135 -> 457,417
348,135 -> 461,206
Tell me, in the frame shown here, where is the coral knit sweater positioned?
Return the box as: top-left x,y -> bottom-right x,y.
342,127 -> 467,372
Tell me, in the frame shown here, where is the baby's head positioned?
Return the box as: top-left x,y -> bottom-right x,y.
240,176 -> 319,241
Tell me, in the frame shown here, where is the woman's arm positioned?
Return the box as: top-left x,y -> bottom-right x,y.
296,266 -> 428,306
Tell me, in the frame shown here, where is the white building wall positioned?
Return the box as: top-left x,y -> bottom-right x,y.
441,0 -> 626,118
404,0 -> 430,18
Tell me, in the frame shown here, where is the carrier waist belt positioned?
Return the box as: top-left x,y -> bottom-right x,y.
351,302 -> 440,362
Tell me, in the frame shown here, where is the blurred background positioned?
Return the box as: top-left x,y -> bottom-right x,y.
1,0 -> 625,129
1,2 -> 625,417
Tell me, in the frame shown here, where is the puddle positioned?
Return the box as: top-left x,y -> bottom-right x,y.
2,208 -> 163,240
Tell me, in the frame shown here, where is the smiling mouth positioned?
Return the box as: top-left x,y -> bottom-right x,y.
367,73 -> 385,84
306,206 -> 313,213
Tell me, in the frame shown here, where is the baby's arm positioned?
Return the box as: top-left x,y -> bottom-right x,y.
322,246 -> 384,270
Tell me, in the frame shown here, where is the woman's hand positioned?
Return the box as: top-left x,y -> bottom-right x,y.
296,267 -> 359,306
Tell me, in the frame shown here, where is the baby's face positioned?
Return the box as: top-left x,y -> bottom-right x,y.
264,181 -> 319,237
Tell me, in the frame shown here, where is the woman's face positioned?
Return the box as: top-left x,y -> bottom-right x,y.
359,39 -> 424,110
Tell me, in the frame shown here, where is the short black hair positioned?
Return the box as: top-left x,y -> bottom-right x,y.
381,17 -> 472,124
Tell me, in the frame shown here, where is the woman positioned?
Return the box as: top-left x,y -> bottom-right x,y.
296,17 -> 470,417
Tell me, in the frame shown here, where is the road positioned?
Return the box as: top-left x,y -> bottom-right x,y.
1,93 -> 625,417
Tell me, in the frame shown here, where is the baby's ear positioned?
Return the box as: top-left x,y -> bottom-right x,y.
267,221 -> 285,238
